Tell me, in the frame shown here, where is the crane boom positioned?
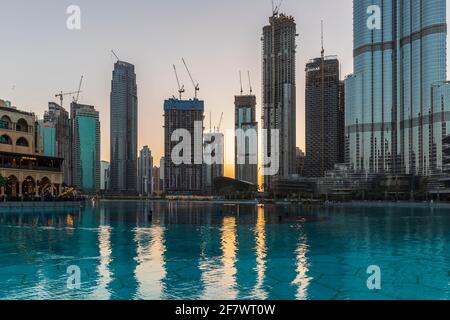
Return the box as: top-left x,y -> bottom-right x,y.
182,58 -> 200,98
74,75 -> 84,103
239,71 -> 243,95
55,90 -> 82,108
111,50 -> 120,61
173,64 -> 185,100
248,71 -> 253,94
217,112 -> 223,132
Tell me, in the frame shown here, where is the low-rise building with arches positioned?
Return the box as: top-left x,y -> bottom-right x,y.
0,104 -> 63,199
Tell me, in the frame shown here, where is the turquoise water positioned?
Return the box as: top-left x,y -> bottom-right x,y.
0,201 -> 449,300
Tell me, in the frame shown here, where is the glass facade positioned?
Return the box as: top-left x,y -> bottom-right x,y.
110,61 -> 138,193
346,0 -> 448,176
39,123 -> 56,157
72,105 -> 100,192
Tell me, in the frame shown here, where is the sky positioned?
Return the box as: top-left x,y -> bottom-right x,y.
0,0 -> 449,177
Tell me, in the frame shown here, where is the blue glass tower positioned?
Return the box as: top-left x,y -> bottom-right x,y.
345,0 -> 448,176
72,103 -> 100,192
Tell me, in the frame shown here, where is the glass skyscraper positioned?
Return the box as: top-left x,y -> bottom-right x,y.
345,0 -> 448,176
38,121 -> 56,157
110,61 -> 138,193
72,103 -> 100,192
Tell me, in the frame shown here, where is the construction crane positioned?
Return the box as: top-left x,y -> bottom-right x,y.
111,50 -> 120,62
248,71 -> 253,95
216,112 -> 224,133
173,64 -> 185,100
239,71 -> 243,95
55,90 -> 82,108
272,0 -> 284,16
73,75 -> 84,103
182,58 -> 200,99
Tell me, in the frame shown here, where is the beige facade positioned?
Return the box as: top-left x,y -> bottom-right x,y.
0,105 -> 63,198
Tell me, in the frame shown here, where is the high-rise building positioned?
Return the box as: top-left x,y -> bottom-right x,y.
203,131 -> 224,194
38,121 -> 56,157
164,98 -> 204,194
138,146 -> 153,196
295,147 -> 306,175
345,0 -> 448,176
100,160 -> 110,191
160,157 -> 165,193
110,60 -> 138,193
305,55 -> 345,177
71,103 -> 100,192
262,13 -> 297,190
44,102 -> 71,185
234,94 -> 258,185
152,166 -> 161,195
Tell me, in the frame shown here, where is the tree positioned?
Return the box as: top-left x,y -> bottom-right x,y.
0,174 -> 7,188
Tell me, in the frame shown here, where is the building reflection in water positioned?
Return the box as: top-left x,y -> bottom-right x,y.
218,215 -> 238,299
90,207 -> 112,299
133,203 -> 167,299
292,231 -> 311,300
252,206 -> 267,299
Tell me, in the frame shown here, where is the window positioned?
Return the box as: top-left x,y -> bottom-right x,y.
16,137 -> 29,147
16,118 -> 28,132
0,135 -> 12,145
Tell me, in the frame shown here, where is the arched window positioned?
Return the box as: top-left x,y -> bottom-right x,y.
16,118 -> 29,132
0,115 -> 11,129
0,135 -> 12,145
16,137 -> 29,147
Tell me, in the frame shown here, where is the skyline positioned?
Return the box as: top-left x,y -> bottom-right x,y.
1,0 -> 450,177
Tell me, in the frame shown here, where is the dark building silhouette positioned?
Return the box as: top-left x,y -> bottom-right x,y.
305,55 -> 344,177
262,13 -> 297,189
110,61 -> 138,194
235,94 -> 258,185
163,98 -> 204,195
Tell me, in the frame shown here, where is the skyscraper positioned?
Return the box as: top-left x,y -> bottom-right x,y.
305,55 -> 344,177
345,0 -> 448,176
138,145 -> 153,196
234,94 -> 258,185
164,98 -> 204,194
110,61 -> 138,193
44,102 -> 71,185
262,13 -> 297,189
38,121 -> 56,157
100,160 -> 110,191
71,103 -> 100,192
203,131 -> 224,194
152,166 -> 161,195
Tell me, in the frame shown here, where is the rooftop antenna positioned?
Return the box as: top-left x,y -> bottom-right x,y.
210,112 -> 212,132
111,50 -> 120,62
182,58 -> 200,99
173,64 -> 185,100
248,71 -> 253,95
239,71 -> 243,95
321,20 -> 325,58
